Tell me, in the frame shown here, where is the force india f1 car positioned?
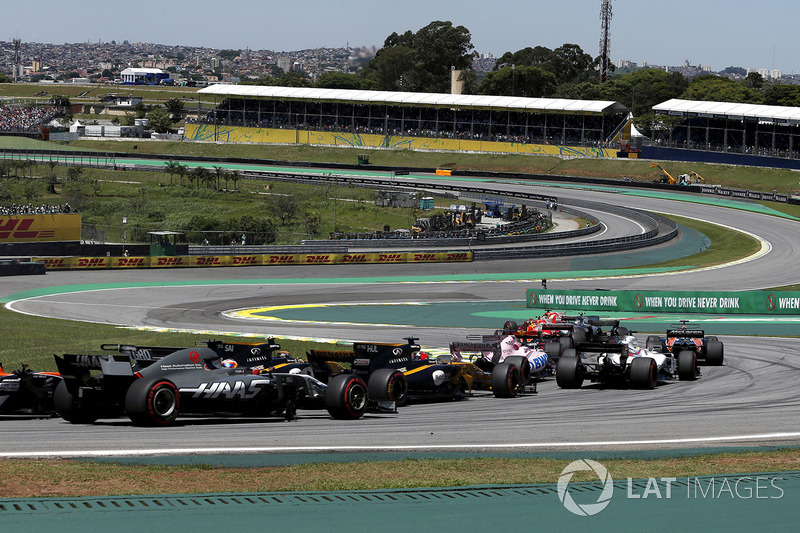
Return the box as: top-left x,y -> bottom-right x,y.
555,335 -> 699,390
53,344 -> 392,425
0,363 -> 62,416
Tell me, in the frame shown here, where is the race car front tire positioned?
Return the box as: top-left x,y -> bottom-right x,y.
368,368 -> 408,406
677,350 -> 697,380
555,354 -> 584,389
53,381 -> 99,424
704,340 -> 724,366
630,357 -> 657,389
326,374 -> 368,419
570,329 -> 587,345
125,378 -> 180,426
491,363 -> 521,398
502,320 -> 518,334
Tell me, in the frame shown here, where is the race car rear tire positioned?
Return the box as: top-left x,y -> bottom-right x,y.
543,340 -> 561,359
560,348 -> 577,358
125,378 -> 180,426
502,320 -> 518,334
555,355 -> 584,389
706,336 -> 719,342
705,340 -> 724,366
677,351 -> 697,380
630,357 -> 657,389
570,329 -> 587,345
53,381 -> 99,424
368,368 -> 408,406
326,374 -> 368,419
559,336 -> 573,352
504,356 -> 531,384
491,363 -> 521,398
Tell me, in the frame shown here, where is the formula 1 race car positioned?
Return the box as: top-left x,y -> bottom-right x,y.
450,333 -> 551,391
644,323 -> 724,366
306,337 -> 529,403
53,344 -> 384,425
0,363 -> 62,416
555,335 -> 698,390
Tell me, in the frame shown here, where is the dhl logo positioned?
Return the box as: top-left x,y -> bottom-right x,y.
195,257 -> 222,266
446,253 -> 470,261
304,255 -> 332,264
0,218 -> 55,240
155,257 -> 186,266
378,254 -> 404,262
412,253 -> 438,261
77,258 -> 108,268
42,258 -> 68,268
232,256 -> 259,265
116,258 -> 146,267
343,254 -> 367,263
269,256 -> 297,264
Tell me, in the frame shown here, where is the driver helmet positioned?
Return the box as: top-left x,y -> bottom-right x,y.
623,335 -> 639,349
221,359 -> 238,369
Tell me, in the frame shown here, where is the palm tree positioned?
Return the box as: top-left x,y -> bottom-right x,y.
213,166 -> 225,190
230,169 -> 240,191
164,161 -> 181,186
176,164 -> 188,187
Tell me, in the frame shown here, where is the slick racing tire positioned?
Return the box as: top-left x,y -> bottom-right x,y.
502,320 -> 518,334
555,354 -> 584,389
704,340 -> 724,366
368,368 -> 408,406
53,380 -> 99,424
616,326 -> 631,337
558,336 -> 574,353
491,363 -> 521,398
570,328 -> 587,345
677,350 -> 698,380
504,355 -> 532,384
326,374 -> 368,419
543,340 -> 562,360
125,378 -> 180,426
630,357 -> 657,390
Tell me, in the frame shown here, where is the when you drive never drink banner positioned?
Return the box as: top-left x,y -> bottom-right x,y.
526,289 -> 800,315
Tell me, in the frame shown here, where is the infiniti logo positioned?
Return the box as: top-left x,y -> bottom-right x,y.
557,459 -> 614,516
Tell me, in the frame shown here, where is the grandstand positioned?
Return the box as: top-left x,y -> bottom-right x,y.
651,99 -> 800,160
185,85 -> 630,157
0,103 -> 65,132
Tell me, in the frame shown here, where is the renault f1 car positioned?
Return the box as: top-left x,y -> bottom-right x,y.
0,363 -> 62,416
555,335 -> 698,390
644,323 -> 724,366
53,345 -> 382,425
306,337 -> 529,403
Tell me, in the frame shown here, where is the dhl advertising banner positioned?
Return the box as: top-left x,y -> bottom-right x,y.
0,214 -> 81,242
32,252 -> 473,271
526,289 -> 800,315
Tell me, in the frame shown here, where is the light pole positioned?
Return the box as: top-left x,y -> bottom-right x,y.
122,217 -> 127,256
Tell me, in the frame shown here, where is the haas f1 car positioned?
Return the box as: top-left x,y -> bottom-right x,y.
556,335 -> 699,390
53,343 -> 389,425
0,363 -> 62,416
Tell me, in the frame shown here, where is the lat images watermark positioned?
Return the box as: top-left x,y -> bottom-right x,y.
557,460 -> 785,516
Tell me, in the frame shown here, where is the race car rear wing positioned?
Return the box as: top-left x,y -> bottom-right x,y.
307,338 -> 421,382
666,330 -> 704,338
574,342 -> 629,356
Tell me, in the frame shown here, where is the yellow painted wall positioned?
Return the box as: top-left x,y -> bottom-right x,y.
184,124 -> 618,158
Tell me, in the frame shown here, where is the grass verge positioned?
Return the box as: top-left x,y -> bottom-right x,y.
2,450 -> 799,498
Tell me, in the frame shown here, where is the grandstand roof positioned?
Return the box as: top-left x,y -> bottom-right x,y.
198,84 -> 628,115
654,98 -> 800,124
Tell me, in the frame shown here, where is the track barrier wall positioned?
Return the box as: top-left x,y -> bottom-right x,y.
526,289 -> 800,315
0,214 -> 81,243
33,251 -> 472,270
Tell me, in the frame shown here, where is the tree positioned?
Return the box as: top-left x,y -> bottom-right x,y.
270,194 -> 300,226
146,107 -> 172,133
763,84 -> 800,107
315,72 -> 365,90
681,75 -> 762,103
361,20 -> 475,93
188,166 -> 209,189
164,98 -> 185,122
478,65 -> 557,97
212,166 -> 225,190
164,161 -> 181,185
742,72 -> 764,90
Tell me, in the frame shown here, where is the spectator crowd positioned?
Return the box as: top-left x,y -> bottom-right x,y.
0,105 -> 66,131
0,203 -> 75,215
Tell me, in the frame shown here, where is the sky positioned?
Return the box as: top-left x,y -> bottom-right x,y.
2,0 -> 798,74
